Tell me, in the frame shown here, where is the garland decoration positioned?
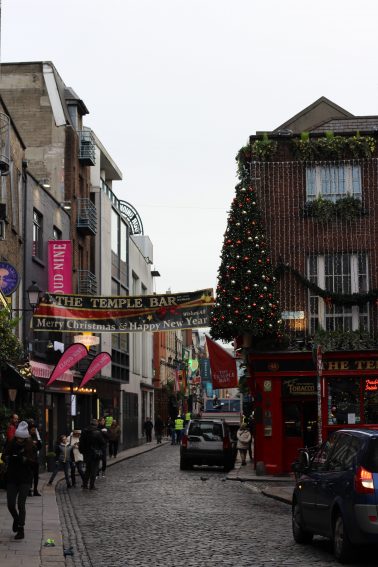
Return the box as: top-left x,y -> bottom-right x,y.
275,263 -> 378,306
292,131 -> 376,161
303,195 -> 365,222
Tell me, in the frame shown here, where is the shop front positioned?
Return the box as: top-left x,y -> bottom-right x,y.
248,351 -> 378,475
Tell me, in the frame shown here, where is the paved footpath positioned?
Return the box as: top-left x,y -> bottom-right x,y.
0,443 -> 293,566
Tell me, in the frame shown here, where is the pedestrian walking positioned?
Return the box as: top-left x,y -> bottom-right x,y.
6,413 -> 19,444
47,434 -> 73,488
174,414 -> 184,445
167,417 -> 174,444
247,414 -> 255,462
143,417 -> 153,443
236,423 -> 251,466
108,420 -> 121,457
67,430 -> 85,486
79,418 -> 106,490
154,415 -> 164,444
28,422 -> 42,496
3,420 -> 35,540
97,417 -> 109,477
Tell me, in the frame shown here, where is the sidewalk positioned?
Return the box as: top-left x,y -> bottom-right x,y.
0,439 -> 169,567
227,459 -> 294,505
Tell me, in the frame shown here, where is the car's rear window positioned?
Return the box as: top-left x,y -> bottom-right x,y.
189,421 -> 223,440
363,438 -> 378,472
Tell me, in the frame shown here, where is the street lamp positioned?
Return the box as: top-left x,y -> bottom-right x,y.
27,281 -> 42,310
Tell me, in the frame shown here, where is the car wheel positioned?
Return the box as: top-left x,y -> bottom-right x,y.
292,502 -> 313,544
180,457 -> 192,470
333,512 -> 354,564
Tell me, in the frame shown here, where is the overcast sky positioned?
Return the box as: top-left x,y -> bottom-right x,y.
3,0 -> 378,295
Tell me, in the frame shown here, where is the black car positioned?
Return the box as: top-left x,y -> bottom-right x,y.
292,429 -> 378,563
180,418 -> 236,471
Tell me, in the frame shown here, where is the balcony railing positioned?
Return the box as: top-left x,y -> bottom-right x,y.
77,270 -> 97,295
78,129 -> 96,166
77,198 -> 97,235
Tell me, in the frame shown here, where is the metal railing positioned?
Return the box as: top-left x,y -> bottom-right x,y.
78,129 -> 96,166
77,269 -> 97,295
77,198 -> 97,235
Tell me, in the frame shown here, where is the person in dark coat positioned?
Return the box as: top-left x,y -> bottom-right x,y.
154,415 -> 164,444
108,420 -> 121,458
4,421 -> 35,540
97,418 -> 109,477
28,422 -> 42,496
143,417 -> 153,443
79,419 -> 106,490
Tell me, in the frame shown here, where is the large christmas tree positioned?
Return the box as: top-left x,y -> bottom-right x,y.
210,180 -> 282,343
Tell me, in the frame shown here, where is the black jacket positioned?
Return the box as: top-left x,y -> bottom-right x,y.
4,437 -> 34,484
79,424 -> 106,457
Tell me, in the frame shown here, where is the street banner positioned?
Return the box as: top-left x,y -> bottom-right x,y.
79,352 -> 111,388
205,335 -> 238,389
48,240 -> 72,294
46,343 -> 88,387
33,288 -> 214,333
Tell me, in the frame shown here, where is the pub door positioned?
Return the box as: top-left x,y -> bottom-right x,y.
282,399 -> 317,472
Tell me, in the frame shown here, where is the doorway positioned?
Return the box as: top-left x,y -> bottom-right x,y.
282,399 -> 317,472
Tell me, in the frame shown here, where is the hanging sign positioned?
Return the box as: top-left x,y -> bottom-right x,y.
48,240 -> 73,294
0,261 -> 19,296
205,335 -> 238,389
46,343 -> 88,387
33,289 -> 214,333
79,352 -> 111,388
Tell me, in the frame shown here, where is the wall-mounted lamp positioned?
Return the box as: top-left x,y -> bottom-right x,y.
8,388 -> 17,402
61,201 -> 72,211
39,178 -> 51,189
151,270 -> 160,277
27,281 -> 42,310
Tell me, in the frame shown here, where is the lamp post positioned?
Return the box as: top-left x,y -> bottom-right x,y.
26,281 -> 42,311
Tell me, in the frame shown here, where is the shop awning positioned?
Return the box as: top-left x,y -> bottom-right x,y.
30,360 -> 74,383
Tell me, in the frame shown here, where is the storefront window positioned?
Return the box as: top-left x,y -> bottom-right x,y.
364,379 -> 378,424
328,377 -> 360,425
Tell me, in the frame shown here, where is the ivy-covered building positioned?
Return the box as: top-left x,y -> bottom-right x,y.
237,97 -> 378,473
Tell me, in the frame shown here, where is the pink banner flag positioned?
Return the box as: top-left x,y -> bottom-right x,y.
205,335 -> 238,389
46,343 -> 87,387
79,352 -> 111,388
48,240 -> 72,294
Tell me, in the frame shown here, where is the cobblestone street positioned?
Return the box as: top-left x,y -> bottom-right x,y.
57,445 -> 378,567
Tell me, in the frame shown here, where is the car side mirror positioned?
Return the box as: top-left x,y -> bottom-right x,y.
291,450 -> 310,475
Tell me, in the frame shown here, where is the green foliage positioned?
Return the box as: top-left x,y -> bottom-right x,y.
251,133 -> 278,161
292,133 -> 376,161
0,310 -> 24,370
314,329 -> 376,352
304,194 -> 364,222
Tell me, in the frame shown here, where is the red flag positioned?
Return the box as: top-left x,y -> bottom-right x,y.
205,335 -> 238,389
79,352 -> 111,388
46,343 -> 87,387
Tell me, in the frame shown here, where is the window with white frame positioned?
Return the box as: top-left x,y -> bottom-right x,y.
308,253 -> 368,333
306,164 -> 362,202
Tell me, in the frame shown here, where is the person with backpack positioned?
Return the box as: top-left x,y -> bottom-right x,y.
79,419 -> 106,490
3,421 -> 35,540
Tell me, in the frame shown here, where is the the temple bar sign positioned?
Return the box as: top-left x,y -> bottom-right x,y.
324,360 -> 378,371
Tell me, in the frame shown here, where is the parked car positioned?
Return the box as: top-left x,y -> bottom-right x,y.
292,429 -> 378,564
180,418 -> 236,472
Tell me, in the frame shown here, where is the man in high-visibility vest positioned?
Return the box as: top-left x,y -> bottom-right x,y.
184,411 -> 191,426
174,415 -> 185,445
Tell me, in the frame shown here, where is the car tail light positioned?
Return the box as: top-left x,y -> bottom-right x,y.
223,436 -> 231,450
354,466 -> 375,494
181,434 -> 188,448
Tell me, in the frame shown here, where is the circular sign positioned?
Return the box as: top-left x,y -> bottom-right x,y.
0,261 -> 20,296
